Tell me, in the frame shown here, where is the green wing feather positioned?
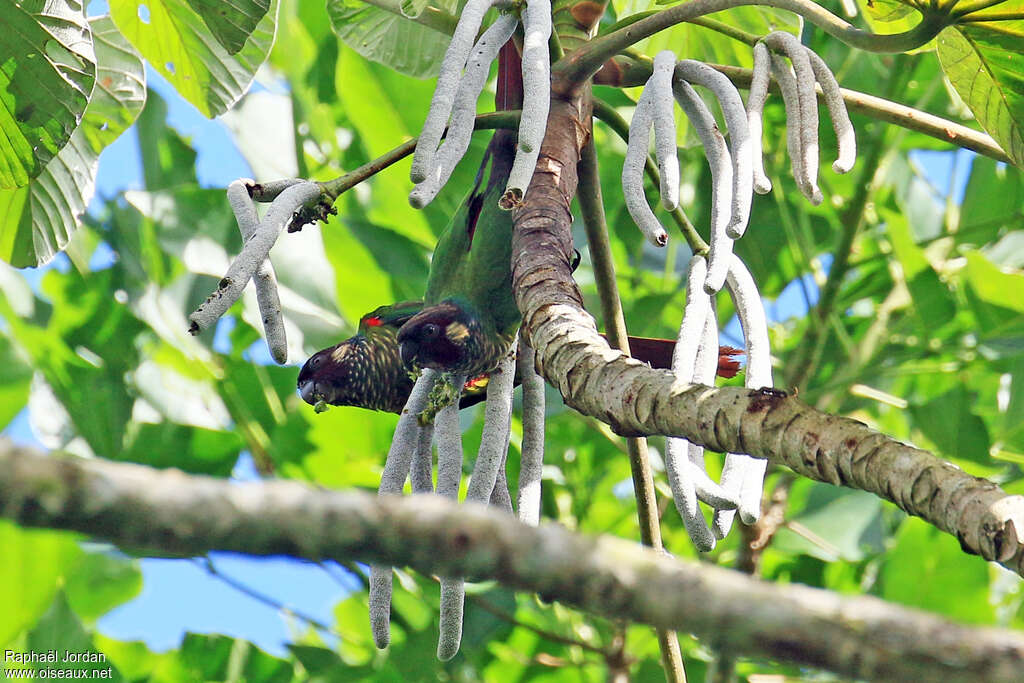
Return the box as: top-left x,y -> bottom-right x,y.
423,130 -> 520,338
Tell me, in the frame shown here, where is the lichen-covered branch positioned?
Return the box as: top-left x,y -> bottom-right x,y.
510,89 -> 1024,577
1,445 -> 1023,682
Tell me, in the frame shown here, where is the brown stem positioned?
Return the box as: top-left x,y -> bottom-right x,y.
579,135 -> 688,683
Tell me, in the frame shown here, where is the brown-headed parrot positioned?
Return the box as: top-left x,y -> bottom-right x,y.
297,298 -> 742,413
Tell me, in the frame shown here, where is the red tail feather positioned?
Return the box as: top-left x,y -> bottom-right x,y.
496,40 -> 523,112
599,334 -> 745,379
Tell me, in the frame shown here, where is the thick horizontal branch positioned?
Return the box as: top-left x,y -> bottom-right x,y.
2,444 -> 1023,682
511,91 -> 1024,577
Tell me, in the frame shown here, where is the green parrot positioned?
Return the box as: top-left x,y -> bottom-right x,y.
297,46 -> 746,412
396,128 -> 521,379
297,298 -> 742,413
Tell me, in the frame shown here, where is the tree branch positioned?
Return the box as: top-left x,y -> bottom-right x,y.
509,88 -> 1024,577
553,0 -> 946,89
2,443 -> 1023,682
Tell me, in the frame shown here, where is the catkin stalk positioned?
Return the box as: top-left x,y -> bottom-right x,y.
667,257 -> 716,550
411,0 -> 510,183
226,180 -> 287,364
713,255 -> 772,535
806,49 -> 857,174
517,338 -> 545,526
517,0 -> 551,156
189,181 -> 321,334
411,422 -> 435,494
747,42 -> 773,195
622,86 -> 670,247
489,449 -> 513,512
675,60 -> 753,238
770,55 -> 813,203
672,80 -> 734,293
501,0 -> 552,206
651,52 -> 680,211
765,32 -> 822,204
370,370 -> 440,648
467,343 -> 517,502
410,15 -> 519,208
435,375 -> 467,661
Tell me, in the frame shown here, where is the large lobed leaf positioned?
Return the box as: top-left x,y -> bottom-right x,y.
0,0 -> 96,190
326,0 -> 460,79
0,16 -> 145,267
938,17 -> 1024,168
110,0 -> 278,118
185,0 -> 271,55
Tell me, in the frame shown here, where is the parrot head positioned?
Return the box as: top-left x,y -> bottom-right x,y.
297,302 -> 420,413
397,299 -> 497,376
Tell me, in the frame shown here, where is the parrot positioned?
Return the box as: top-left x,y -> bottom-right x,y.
298,301 -> 423,414
297,298 -> 742,413
396,127 -> 521,379
298,41 -> 745,413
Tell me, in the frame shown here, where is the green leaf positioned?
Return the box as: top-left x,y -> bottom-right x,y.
0,267 -> 144,456
184,0 -> 271,54
326,0 -> 458,79
958,156 -> 1023,251
881,516 -> 996,624
342,218 -> 430,301
963,249 -> 1024,314
64,552 -> 142,622
93,635 -> 192,683
110,0 -> 279,117
862,0 -> 916,23
0,521 -> 83,647
22,591 -> 124,681
772,485 -> 885,562
179,633 -> 293,682
938,23 -> 1024,167
623,4 -> 799,70
0,0 -> 95,189
134,90 -> 200,190
0,333 -> 33,430
909,384 -> 992,463
0,15 -> 145,267
120,422 -> 243,474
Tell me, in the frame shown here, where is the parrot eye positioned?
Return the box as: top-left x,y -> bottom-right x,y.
309,355 -> 323,368
422,323 -> 440,339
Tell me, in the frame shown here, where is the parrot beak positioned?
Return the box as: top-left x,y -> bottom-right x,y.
298,380 -> 319,405
399,339 -> 418,368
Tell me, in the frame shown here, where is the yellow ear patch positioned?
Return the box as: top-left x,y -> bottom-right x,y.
331,345 -> 352,362
445,322 -> 470,342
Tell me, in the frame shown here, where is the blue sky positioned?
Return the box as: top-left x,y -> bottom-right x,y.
4,0 -> 975,661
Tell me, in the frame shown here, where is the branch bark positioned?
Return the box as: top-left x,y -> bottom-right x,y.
510,88 -> 1024,577
2,443 -> 1023,682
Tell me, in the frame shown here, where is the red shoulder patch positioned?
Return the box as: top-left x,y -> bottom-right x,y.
364,316 -> 383,327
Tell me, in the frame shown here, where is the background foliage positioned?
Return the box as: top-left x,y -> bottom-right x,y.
0,0 -> 1022,679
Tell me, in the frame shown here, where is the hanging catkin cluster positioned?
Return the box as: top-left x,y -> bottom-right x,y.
622,42 -> 856,549
409,0 -> 551,209
370,336 -> 546,660
188,179 -> 323,364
